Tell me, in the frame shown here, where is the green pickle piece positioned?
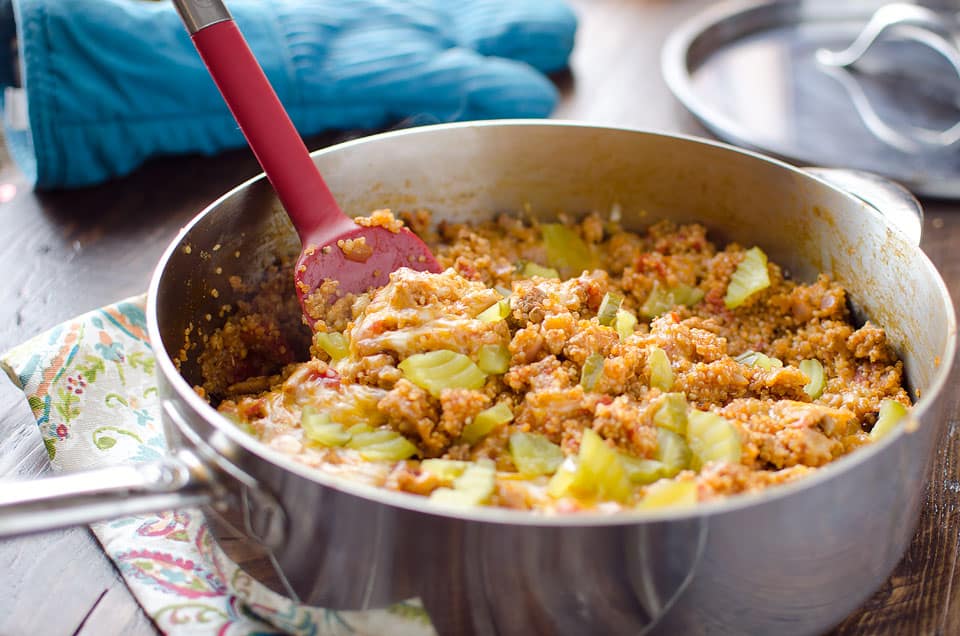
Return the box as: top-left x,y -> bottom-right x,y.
619,454 -> 667,485
358,436 -> 418,461
559,429 -> 633,503
724,246 -> 771,309
314,332 -> 350,361
477,343 -> 511,375
640,282 -> 705,319
648,347 -> 674,391
655,428 -> 691,477
509,432 -> 565,476
420,459 -> 469,482
399,350 -> 487,396
477,299 -> 510,323
347,429 -> 399,448
541,223 -> 597,276
686,410 -> 741,470
653,393 -> 688,435
735,350 -> 783,370
637,479 -> 698,510
615,309 -> 638,340
429,463 -> 496,507
597,293 -> 624,326
799,359 -> 825,399
301,408 -> 351,447
580,353 -> 605,392
870,399 -> 909,441
462,402 -> 514,445
522,262 -> 560,279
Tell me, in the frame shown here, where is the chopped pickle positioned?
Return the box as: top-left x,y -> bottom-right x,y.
420,458 -> 470,482
347,428 -> 402,448
637,479 -> 698,510
429,463 -> 496,507
301,407 -> 351,446
735,350 -> 783,370
640,282 -> 705,319
615,309 -> 638,340
398,350 -> 487,396
477,343 -> 511,375
547,465 -> 577,498
358,436 -> 418,461
619,454 -> 667,485
580,353 -> 605,392
870,399 -> 909,441
597,292 -> 623,326
653,393 -> 688,435
346,423 -> 373,436
462,402 -> 513,445
509,432 -> 565,476
655,428 -> 691,477
541,223 -> 597,276
567,429 -> 632,503
686,410 -> 741,470
648,347 -> 674,391
724,246 -> 770,309
314,331 -> 350,361
522,262 -> 560,279
477,299 -> 510,323
799,359 -> 825,399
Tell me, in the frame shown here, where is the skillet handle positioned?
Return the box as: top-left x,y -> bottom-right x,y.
0,449 -> 215,538
804,168 -> 924,247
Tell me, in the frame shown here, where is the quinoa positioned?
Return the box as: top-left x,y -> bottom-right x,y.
210,210 -> 911,513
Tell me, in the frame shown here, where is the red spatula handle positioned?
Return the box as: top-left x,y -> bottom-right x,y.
173,0 -> 350,239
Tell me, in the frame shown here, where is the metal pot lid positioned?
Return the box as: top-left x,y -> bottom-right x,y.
662,0 -> 960,199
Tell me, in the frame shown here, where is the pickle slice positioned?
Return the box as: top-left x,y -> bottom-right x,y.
637,479 -> 697,510
597,293 -> 624,326
655,428 -> 691,477
615,309 -> 638,340
301,407 -> 351,447
870,399 -> 909,441
735,350 -> 783,370
541,223 -> 597,276
619,454 -> 667,485
686,409 -> 741,470
477,299 -> 510,323
569,429 -> 632,503
358,436 -> 419,461
580,353 -> 605,392
477,343 -> 511,375
640,282 -> 705,319
429,463 -> 496,507
314,332 -> 350,361
399,350 -> 487,396
420,459 -> 470,482
522,262 -> 560,279
799,359 -> 825,399
462,402 -> 514,445
509,432 -> 565,476
648,347 -> 674,391
653,393 -> 688,435
724,246 -> 770,309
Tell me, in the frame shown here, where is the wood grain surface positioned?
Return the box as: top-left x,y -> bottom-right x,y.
0,1 -> 957,634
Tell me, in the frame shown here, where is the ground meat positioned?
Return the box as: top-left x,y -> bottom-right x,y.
212,210 -> 912,513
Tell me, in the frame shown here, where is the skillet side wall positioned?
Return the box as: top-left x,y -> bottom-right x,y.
151,123 -> 954,635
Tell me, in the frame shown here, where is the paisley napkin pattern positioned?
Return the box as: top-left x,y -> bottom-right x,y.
1,295 -> 435,635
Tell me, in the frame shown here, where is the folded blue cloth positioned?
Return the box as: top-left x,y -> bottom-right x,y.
0,0 -> 576,189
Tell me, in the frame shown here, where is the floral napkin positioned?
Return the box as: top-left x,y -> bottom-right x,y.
1,295 -> 435,636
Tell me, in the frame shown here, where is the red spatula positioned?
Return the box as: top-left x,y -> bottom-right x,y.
172,0 -> 441,323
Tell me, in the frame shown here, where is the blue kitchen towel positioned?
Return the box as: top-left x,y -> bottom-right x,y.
0,0 -> 576,189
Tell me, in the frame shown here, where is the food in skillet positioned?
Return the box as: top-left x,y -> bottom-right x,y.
207,209 -> 911,512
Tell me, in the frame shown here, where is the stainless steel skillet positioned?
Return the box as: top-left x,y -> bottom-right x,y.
1,122 -> 955,636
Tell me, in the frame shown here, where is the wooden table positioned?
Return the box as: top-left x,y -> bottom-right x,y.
1,1 -> 957,634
